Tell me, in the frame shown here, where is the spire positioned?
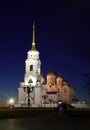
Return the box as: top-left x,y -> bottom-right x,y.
30,21 -> 37,51
32,21 -> 35,45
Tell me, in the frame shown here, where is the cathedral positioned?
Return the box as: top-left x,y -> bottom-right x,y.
18,23 -> 76,107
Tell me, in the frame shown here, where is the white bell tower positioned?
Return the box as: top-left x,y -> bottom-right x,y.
18,22 -> 41,106
24,22 -> 41,86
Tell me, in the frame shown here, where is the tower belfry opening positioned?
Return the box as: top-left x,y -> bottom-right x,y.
30,65 -> 33,71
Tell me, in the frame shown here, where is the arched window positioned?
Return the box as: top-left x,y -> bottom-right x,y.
30,65 -> 33,71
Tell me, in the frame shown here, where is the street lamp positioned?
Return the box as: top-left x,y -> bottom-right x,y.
7,97 -> 15,107
23,86 -> 31,107
23,79 -> 34,107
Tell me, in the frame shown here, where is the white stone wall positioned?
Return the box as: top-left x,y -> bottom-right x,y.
34,87 -> 41,104
18,87 -> 25,104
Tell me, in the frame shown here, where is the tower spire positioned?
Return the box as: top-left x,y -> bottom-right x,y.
31,21 -> 37,51
32,21 -> 35,46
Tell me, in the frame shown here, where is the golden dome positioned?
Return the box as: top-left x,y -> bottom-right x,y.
47,71 -> 56,76
41,75 -> 45,84
57,75 -> 63,79
30,45 -> 38,51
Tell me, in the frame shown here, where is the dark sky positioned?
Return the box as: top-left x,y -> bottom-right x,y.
0,1 -> 90,102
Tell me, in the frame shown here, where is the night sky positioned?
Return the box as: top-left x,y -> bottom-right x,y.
0,1 -> 90,102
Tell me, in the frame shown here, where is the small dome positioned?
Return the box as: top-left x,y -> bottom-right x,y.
62,80 -> 68,85
41,75 -> 45,84
41,75 -> 45,79
47,71 -> 56,76
57,75 -> 63,79
30,45 -> 38,51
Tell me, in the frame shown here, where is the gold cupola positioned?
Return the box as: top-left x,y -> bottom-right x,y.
47,71 -> 56,76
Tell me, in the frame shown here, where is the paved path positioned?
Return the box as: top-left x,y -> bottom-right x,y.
0,112 -> 90,130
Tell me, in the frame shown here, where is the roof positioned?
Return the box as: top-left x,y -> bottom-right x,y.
57,75 -> 63,78
47,71 -> 56,76
30,45 -> 38,51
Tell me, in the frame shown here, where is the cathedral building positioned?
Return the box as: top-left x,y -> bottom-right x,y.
18,23 -> 76,107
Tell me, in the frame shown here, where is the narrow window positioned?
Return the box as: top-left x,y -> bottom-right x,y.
30,65 -> 33,71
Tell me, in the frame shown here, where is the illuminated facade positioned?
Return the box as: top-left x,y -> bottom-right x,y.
18,23 -> 76,107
